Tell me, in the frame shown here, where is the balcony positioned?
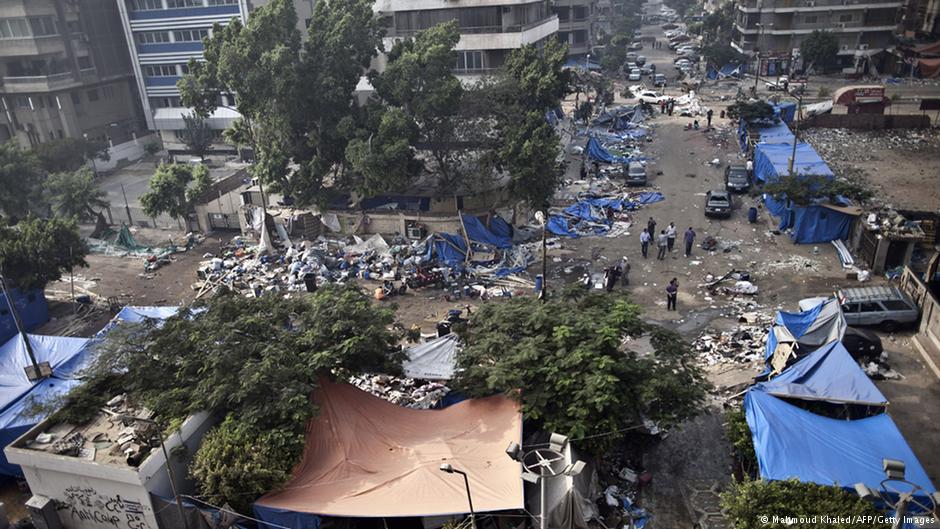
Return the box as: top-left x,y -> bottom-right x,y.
0,69 -> 97,93
736,0 -> 902,12
127,4 -> 239,21
376,0 -> 547,12
0,36 -> 65,57
456,15 -> 559,50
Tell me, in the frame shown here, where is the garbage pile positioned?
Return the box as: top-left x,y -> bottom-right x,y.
758,255 -> 821,274
348,374 -> 450,409
692,309 -> 774,366
674,91 -> 705,116
547,192 -> 665,238
803,128 -> 940,165
862,208 -> 926,239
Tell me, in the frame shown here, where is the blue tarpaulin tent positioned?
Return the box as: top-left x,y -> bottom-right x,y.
0,288 -> 49,344
744,390 -> 936,508
706,62 -> 746,80
460,213 -> 512,249
756,121 -> 796,145
586,137 -> 635,164
773,102 -> 797,124
488,216 -> 512,241
756,341 -> 887,406
764,298 -> 846,369
549,193 -> 664,238
753,142 -> 834,184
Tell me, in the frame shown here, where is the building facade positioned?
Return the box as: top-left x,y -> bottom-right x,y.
0,0 -> 147,148
731,0 -> 903,74
114,0 -> 313,153
901,0 -> 940,38
554,0 -> 595,56
374,0 -> 559,79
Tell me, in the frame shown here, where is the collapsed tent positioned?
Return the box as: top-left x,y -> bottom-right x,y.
0,288 -> 49,344
706,62 -> 746,80
254,379 -> 522,525
402,334 -> 459,380
756,341 -> 887,406
744,390 -> 936,507
548,193 -> 664,238
586,137 -> 634,164
763,196 -> 859,245
592,105 -> 645,131
752,142 -> 834,184
423,214 -> 527,275
765,298 -> 846,374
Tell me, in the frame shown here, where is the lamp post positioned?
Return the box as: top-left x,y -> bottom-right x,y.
439,463 -> 477,529
535,210 -> 547,301
854,458 -> 940,529
753,23 -> 773,90
786,85 -> 803,178
506,433 -> 587,529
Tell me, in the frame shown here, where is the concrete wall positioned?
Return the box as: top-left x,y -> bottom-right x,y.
800,113 -> 931,129
900,266 -> 940,377
5,412 -> 215,529
94,133 -> 160,172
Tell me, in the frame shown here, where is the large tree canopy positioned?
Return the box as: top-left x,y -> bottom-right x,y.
0,216 -> 87,290
45,168 -> 110,221
800,30 -> 839,72
140,163 -> 212,223
453,294 -> 708,454
60,286 -> 404,511
0,142 -> 43,219
33,138 -> 110,174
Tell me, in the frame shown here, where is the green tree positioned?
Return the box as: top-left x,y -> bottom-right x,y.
45,168 -> 110,221
725,406 -> 758,475
33,137 -> 110,173
0,142 -> 43,219
726,101 -> 775,122
763,174 -> 872,206
0,216 -> 87,290
800,30 -> 839,72
345,106 -> 422,196
501,39 -> 570,113
721,479 -> 889,529
64,286 -> 403,511
453,295 -> 708,454
140,163 -> 211,225
500,111 -> 563,208
180,112 -> 214,161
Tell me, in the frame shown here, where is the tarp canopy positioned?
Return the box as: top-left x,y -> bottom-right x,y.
765,298 -> 846,372
756,341 -> 887,406
753,142 -> 834,183
706,62 -> 745,80
254,379 -> 522,521
764,198 -> 858,244
773,102 -> 797,124
461,213 -> 512,249
0,334 -> 90,411
402,334 -> 459,380
744,391 -> 936,507
114,306 -> 180,323
0,288 -> 49,344
756,121 -> 796,145
586,137 -> 633,164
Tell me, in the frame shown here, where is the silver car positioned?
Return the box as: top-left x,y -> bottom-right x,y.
837,287 -> 919,332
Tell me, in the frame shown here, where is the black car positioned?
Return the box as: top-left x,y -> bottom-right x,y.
704,190 -> 733,218
725,165 -> 750,192
841,326 -> 883,361
625,162 -> 647,186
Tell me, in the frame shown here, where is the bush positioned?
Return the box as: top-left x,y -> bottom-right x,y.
721,479 -> 890,529
143,142 -> 161,156
725,406 -> 758,474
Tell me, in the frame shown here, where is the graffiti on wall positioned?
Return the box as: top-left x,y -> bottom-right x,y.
55,486 -> 151,529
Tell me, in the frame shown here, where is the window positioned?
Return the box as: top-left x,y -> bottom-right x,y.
843,302 -> 860,313
149,96 -> 181,108
167,0 -> 202,7
33,97 -> 44,109
0,17 -> 58,39
67,20 -> 82,34
87,89 -> 99,102
129,0 -> 163,10
144,64 -> 179,76
136,31 -> 171,44
839,13 -> 854,22
16,97 -> 30,109
29,17 -> 58,36
57,129 -> 64,139
804,15 -> 818,23
71,92 -> 82,105
77,56 -> 93,70
179,64 -> 190,75
454,51 -> 484,71
881,300 -> 910,311
208,0 -> 238,4
859,302 -> 882,312
573,6 -> 588,20
173,28 -> 209,42
102,85 -> 115,99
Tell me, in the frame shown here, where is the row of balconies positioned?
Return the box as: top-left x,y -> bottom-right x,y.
0,68 -> 98,93
736,0 -> 903,12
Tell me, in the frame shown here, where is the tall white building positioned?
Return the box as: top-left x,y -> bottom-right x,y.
114,0 -> 313,153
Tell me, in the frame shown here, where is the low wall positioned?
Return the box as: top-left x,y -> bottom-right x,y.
93,134 -> 160,172
899,267 -> 940,378
329,210 -> 494,237
799,113 -> 931,130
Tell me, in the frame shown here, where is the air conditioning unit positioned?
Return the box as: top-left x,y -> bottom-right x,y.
26,496 -> 62,529
406,225 -> 426,240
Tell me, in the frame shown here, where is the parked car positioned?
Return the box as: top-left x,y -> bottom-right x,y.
725,164 -> 750,192
704,190 -> 733,218
635,90 -> 665,103
640,64 -> 654,75
628,42 -> 644,51
653,73 -> 667,86
624,61 -> 638,72
661,22 -> 678,29
841,326 -> 884,361
635,55 -> 647,66
625,162 -> 648,186
626,52 -> 639,63
837,287 -> 919,331
628,69 -> 642,81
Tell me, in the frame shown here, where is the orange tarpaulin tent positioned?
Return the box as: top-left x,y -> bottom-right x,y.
254,379 -> 523,520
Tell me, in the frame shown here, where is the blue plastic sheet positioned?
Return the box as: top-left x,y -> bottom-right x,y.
636,191 -> 665,205
586,137 -> 633,164
756,121 -> 796,145
789,205 -> 855,244
488,216 -> 512,240
460,213 -> 512,249
0,334 -> 90,412
254,505 -> 321,529
745,390 -> 936,509
756,341 -> 887,406
0,288 -> 49,344
753,142 -> 834,184
774,102 -> 797,124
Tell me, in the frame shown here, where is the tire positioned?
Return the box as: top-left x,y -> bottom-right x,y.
880,320 -> 898,333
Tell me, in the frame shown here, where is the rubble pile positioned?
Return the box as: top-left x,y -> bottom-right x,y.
348,374 -> 450,409
692,309 -> 773,366
803,128 -> 940,164
758,255 -> 821,274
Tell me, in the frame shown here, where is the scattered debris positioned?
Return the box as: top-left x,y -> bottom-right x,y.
347,375 -> 450,409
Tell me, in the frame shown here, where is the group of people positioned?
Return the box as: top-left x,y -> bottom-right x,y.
639,218 -> 696,260
658,98 -> 676,116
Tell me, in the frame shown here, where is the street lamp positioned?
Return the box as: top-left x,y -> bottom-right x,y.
854,458 -> 940,529
439,463 -> 477,529
753,23 -> 773,90
535,210 -> 548,301
506,433 -> 586,529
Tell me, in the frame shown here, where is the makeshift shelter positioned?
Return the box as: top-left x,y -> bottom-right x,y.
0,288 -> 49,344
765,298 -> 846,373
706,62 -> 746,80
773,102 -> 797,124
756,341 -> 887,406
752,142 -> 834,184
744,390 -> 936,508
254,380 -> 522,526
402,334 -> 459,380
548,193 -> 664,238
764,197 -> 860,245
586,137 -> 635,164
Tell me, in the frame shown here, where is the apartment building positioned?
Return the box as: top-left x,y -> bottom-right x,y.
374,0 -> 559,79
114,0 -> 313,153
901,0 -> 940,37
0,0 -> 147,148
554,0 -> 595,55
731,0 -> 903,73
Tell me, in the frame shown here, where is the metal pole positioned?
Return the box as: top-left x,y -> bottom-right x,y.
459,471 -> 477,529
754,25 -> 762,90
120,182 -> 133,225
787,93 -> 802,177
541,218 -> 547,301
540,472 -> 547,529
0,274 -> 42,377
69,247 -> 75,307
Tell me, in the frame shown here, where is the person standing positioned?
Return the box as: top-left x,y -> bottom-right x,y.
666,278 -> 678,311
657,230 -> 668,260
660,99 -> 666,114
621,258 -> 631,286
647,217 -> 657,238
706,108 -> 714,128
684,227 -> 696,257
746,158 -> 754,179
640,228 -> 651,258
666,222 -> 677,252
